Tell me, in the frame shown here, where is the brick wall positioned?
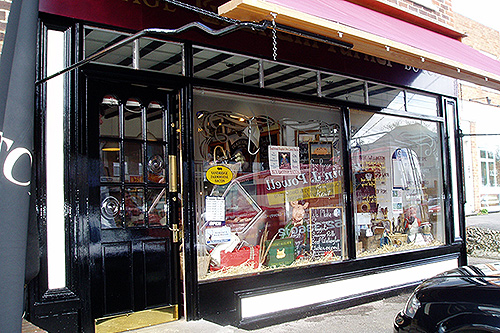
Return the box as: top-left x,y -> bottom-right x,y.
454,13 -> 500,104
454,13 -> 500,60
376,0 -> 454,27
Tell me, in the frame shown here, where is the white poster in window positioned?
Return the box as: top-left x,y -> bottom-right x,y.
269,145 -> 300,175
205,196 -> 225,222
392,189 -> 403,215
205,226 -> 232,244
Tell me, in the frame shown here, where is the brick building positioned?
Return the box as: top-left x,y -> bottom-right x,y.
453,13 -> 500,214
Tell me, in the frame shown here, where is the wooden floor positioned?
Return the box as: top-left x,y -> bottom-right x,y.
22,319 -> 47,333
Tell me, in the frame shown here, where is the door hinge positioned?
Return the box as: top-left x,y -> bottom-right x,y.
171,223 -> 181,243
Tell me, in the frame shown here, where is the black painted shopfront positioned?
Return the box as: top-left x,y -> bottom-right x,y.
26,1 -> 470,332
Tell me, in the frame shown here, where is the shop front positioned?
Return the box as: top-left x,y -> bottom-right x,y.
26,0 -> 490,332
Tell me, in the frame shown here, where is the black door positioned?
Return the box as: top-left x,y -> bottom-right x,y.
86,77 -> 180,323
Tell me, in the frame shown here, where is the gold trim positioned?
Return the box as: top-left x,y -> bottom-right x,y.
95,305 -> 178,333
168,155 -> 177,192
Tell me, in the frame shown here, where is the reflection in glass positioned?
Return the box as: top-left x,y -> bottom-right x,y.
98,91 -> 169,231
368,84 -> 405,111
125,187 -> 145,227
406,92 -> 438,116
124,142 -> 143,183
100,140 -> 120,182
262,61 -> 317,95
147,188 -> 167,226
124,97 -> 143,139
350,109 -> 444,257
193,47 -> 260,86
193,90 -> 344,280
84,28 -> 133,66
320,73 -> 365,104
101,186 -> 122,228
482,162 -> 488,186
100,94 -> 120,137
147,144 -> 165,183
146,101 -> 164,141
489,162 -> 495,185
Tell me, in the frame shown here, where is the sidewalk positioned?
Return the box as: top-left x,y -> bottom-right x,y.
23,256 -> 498,333
130,256 -> 499,333
130,292 -> 411,333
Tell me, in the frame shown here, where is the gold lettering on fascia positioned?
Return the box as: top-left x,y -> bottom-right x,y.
122,0 -> 176,11
335,48 -> 392,68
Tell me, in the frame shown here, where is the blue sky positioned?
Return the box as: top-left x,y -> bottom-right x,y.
453,0 -> 500,32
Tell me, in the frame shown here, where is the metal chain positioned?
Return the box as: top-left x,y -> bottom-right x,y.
270,12 -> 278,61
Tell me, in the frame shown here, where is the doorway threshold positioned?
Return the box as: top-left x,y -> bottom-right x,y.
95,305 -> 178,333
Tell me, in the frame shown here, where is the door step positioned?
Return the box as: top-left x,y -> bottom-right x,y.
95,305 -> 178,332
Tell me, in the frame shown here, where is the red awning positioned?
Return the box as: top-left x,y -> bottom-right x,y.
219,0 -> 500,90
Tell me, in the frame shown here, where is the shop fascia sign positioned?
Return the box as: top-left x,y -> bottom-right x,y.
0,131 -> 32,187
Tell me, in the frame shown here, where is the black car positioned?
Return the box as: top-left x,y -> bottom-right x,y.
394,262 -> 500,332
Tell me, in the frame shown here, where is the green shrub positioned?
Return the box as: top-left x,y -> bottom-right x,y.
478,208 -> 489,215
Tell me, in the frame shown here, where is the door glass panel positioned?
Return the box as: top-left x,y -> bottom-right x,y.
101,140 -> 120,182
147,143 -> 166,183
124,142 -> 144,183
100,95 -> 120,137
125,187 -> 145,227
147,101 -> 165,141
147,188 -> 168,226
101,186 -> 122,228
124,97 -> 143,139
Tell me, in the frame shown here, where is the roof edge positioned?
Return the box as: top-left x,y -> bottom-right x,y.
346,0 -> 465,41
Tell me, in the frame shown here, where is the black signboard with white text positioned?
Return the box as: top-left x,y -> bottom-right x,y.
309,207 -> 342,257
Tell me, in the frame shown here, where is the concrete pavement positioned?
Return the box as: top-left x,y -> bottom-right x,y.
130,292 -> 411,333
466,212 -> 500,230
129,257 -> 496,333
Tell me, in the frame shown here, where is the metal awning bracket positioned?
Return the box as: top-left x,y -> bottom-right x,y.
36,21 -> 267,85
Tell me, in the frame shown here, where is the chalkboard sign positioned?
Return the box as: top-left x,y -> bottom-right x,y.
354,171 -> 377,213
309,207 -> 342,257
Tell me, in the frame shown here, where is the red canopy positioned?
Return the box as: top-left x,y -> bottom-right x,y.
220,0 -> 500,90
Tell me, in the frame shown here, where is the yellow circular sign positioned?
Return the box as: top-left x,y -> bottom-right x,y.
206,165 -> 233,185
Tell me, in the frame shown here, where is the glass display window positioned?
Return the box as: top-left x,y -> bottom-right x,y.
194,89 -> 345,280
350,109 -> 445,256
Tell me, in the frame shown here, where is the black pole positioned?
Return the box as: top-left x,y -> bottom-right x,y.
0,0 -> 39,331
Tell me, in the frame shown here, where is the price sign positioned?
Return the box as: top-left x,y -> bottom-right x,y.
310,207 -> 342,257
